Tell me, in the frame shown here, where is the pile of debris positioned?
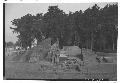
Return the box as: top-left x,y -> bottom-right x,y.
59,57 -> 82,72
96,52 -> 117,63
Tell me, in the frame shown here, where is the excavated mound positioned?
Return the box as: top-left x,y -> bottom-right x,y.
12,38 -> 52,62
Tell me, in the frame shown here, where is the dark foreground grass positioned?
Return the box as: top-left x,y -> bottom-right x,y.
5,62 -> 117,80
4,55 -> 117,80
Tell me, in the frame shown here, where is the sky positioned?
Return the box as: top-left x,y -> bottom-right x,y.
5,3 -> 115,43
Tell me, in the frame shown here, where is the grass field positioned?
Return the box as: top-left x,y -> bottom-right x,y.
4,52 -> 117,80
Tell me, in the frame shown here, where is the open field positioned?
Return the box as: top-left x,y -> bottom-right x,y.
4,54 -> 117,80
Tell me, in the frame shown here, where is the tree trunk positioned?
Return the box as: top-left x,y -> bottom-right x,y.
29,45 -> 31,49
85,40 -> 89,49
25,47 -> 27,50
90,32 -> 94,51
113,42 -> 115,51
112,33 -> 115,51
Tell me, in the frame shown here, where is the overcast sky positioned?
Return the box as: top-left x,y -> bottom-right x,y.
5,3 -> 115,43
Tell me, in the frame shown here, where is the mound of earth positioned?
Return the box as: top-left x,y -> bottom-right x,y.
12,38 -> 52,62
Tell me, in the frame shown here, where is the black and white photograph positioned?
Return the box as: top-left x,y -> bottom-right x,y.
4,2 -> 118,81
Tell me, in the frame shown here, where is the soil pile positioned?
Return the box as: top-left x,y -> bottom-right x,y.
12,38 -> 52,62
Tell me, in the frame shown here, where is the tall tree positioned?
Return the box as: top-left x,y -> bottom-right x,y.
10,14 -> 35,49
80,4 -> 100,50
98,3 -> 118,51
43,6 -> 67,47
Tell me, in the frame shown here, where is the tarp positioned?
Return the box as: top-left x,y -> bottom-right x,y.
62,46 -> 81,56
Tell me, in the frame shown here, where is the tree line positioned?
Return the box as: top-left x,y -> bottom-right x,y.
10,4 -> 118,52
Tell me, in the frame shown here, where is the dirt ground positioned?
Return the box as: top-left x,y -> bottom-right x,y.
4,52 -> 117,80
